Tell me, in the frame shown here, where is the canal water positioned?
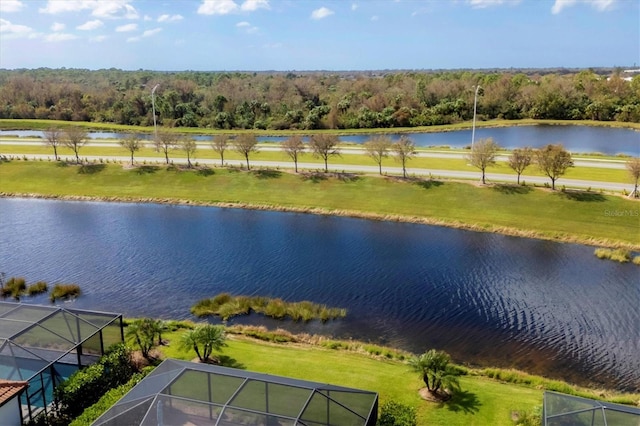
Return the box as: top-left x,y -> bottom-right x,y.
0,197 -> 638,391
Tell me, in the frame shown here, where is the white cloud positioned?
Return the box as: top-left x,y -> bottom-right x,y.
51,22 -> 65,31
467,0 -> 521,8
198,0 -> 239,15
551,0 -> 616,14
236,21 -> 258,33
158,14 -> 184,22
39,1 -> 138,19
77,19 -> 104,30
45,33 -> 77,42
90,35 -> 107,42
0,18 -> 34,38
142,28 -> 162,37
351,3 -> 358,11
144,15 -> 152,21
127,36 -> 140,42
311,7 -> 334,20
241,0 -> 269,11
371,15 -> 379,21
0,0 -> 25,13
116,23 -> 137,32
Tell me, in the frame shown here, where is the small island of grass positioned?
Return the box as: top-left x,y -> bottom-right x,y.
191,292 -> 347,322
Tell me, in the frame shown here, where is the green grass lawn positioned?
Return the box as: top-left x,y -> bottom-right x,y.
158,334 -> 542,426
1,161 -> 638,247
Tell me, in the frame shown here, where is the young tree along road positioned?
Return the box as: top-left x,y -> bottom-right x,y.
235,133 -> 258,170
536,144 -> 574,190
282,134 -> 305,173
508,146 -> 533,185
364,135 -> 392,175
626,157 -> 640,198
63,127 -> 89,164
309,134 -> 340,173
468,137 -> 500,185
43,128 -> 62,161
211,134 -> 230,166
392,136 -> 416,179
119,133 -> 142,166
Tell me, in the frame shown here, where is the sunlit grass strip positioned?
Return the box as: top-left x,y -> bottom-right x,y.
191,293 -> 347,322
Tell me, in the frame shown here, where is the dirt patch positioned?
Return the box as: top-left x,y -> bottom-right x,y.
418,387 -> 452,402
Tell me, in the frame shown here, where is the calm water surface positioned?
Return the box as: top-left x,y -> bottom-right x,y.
2,125 -> 638,156
0,197 -> 638,391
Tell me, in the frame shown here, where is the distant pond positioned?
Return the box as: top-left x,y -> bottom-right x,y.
1,197 -> 638,392
1,124 -> 638,156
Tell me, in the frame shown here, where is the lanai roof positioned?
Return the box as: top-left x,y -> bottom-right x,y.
93,358 -> 379,426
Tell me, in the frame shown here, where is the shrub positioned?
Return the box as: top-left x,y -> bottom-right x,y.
50,283 -> 81,301
55,343 -> 135,419
594,248 -> 631,263
377,401 -> 417,426
69,366 -> 153,426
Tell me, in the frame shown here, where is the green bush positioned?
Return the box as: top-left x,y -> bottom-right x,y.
55,343 -> 135,419
69,368 -> 152,426
377,401 -> 417,426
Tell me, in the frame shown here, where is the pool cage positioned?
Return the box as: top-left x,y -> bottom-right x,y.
93,358 -> 379,426
543,391 -> 640,426
0,301 -> 123,423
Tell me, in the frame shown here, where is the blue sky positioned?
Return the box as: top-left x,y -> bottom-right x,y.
1,0 -> 638,71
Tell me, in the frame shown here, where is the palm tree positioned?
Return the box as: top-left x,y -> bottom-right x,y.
179,324 -> 226,363
409,349 -> 461,399
125,318 -> 159,359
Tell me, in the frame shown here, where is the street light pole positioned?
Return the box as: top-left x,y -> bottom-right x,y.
471,85 -> 481,150
151,84 -> 159,142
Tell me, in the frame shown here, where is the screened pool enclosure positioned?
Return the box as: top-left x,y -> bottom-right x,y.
543,391 -> 640,425
93,358 -> 378,426
0,301 -> 123,423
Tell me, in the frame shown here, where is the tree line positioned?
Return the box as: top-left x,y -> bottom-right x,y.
1,68 -> 638,130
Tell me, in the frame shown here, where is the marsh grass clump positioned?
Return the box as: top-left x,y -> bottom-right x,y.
1,277 -> 26,299
50,283 -> 81,301
27,281 -> 48,295
594,248 -> 633,263
191,293 -> 347,322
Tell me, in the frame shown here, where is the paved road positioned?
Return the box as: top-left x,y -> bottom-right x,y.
12,152 -> 635,193
0,138 -> 628,170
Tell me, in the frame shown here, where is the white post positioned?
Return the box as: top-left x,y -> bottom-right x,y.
471,85 -> 481,150
151,84 -> 160,142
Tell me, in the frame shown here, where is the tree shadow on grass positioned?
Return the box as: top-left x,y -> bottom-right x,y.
135,165 -> 160,175
557,190 -> 606,202
444,390 -> 481,414
300,172 -> 328,183
252,169 -> 281,179
492,184 -> 533,195
415,179 -> 444,190
216,355 -> 245,369
197,167 -> 215,177
78,164 -> 107,174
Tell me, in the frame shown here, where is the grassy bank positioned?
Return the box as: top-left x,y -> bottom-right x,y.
159,331 -> 542,425
1,161 -> 638,248
1,118 -> 638,135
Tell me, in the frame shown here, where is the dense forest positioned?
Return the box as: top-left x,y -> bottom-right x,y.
0,68 -> 638,130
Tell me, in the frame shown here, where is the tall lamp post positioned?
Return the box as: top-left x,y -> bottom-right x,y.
151,84 -> 160,142
471,84 -> 481,150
